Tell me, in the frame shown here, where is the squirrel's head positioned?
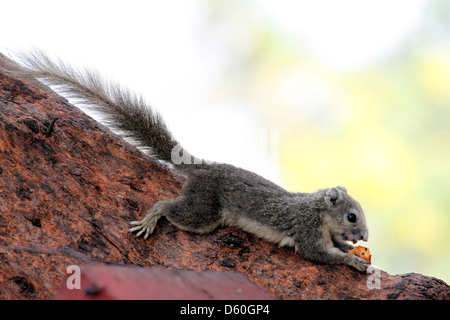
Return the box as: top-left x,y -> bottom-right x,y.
322,186 -> 369,245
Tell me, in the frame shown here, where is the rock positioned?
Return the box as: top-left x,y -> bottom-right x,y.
0,53 -> 449,300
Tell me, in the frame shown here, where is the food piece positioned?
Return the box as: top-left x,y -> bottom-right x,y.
347,245 -> 372,263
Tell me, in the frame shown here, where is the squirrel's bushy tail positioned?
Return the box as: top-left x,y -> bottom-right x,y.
12,49 -> 179,163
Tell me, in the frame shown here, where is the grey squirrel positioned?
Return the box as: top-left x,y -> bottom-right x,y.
10,50 -> 370,272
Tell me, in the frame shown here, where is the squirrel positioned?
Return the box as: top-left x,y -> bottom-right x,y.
9,50 -> 370,272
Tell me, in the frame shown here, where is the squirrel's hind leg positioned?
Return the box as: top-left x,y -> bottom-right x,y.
129,200 -> 169,239
163,195 -> 222,234
129,194 -> 221,239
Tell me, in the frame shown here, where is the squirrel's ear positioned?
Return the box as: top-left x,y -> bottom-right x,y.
325,187 -> 342,206
336,185 -> 347,193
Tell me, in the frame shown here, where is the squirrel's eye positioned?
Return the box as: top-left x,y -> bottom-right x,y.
347,213 -> 357,223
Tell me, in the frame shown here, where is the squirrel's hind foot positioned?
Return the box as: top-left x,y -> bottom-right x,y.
129,207 -> 162,239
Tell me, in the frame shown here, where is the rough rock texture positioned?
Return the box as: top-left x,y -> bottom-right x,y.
0,53 -> 449,300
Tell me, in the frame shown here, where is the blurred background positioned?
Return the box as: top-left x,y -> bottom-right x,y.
1,0 -> 449,283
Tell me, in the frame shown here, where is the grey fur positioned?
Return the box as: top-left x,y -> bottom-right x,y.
8,50 -> 177,162
12,50 -> 370,272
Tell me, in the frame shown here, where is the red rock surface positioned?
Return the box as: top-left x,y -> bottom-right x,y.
0,53 -> 449,300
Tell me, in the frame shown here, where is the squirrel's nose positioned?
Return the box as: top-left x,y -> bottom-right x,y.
361,230 -> 369,242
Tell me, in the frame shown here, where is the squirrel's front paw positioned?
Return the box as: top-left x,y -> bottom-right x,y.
348,254 -> 370,272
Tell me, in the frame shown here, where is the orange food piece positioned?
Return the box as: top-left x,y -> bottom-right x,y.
347,245 -> 372,263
